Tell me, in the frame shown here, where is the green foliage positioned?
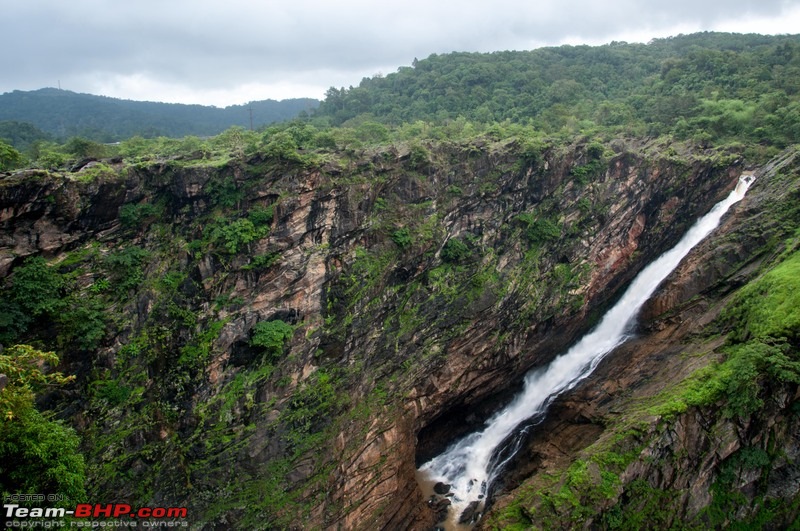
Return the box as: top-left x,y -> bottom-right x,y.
205,176 -> 243,208
650,250 -> 800,420
63,136 -> 106,159
250,319 -> 294,359
721,250 -> 800,342
242,252 -> 281,271
407,142 -> 431,169
0,139 -> 24,170
0,407 -> 86,503
281,369 -> 341,450
72,162 -> 116,183
263,131 -> 303,162
391,227 -> 413,249
355,121 -> 390,143
441,238 -> 471,263
599,480 -> 679,530
571,159 -> 606,185
517,212 -> 561,244
57,295 -> 107,351
103,246 -> 150,295
119,201 -> 161,228
211,126 -> 259,157
0,345 -> 85,503
206,217 -> 267,255
30,141 -> 70,169
700,446 -> 773,527
0,345 -> 74,419
7,256 -> 64,318
179,320 -> 227,369
0,256 -> 65,343
247,204 -> 275,227
91,378 -> 132,406
315,33 -> 800,147
0,88 -> 318,142
0,120 -> 52,152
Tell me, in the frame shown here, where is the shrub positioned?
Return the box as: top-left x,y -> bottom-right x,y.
7,256 -> 64,318
263,131 -> 303,163
208,218 -> 265,255
0,140 -> 24,171
119,202 -> 160,228
250,320 -> 294,360
103,246 -> 150,295
441,238 -> 471,263
242,252 -> 281,271
0,256 -> 66,343
247,205 -> 275,227
391,227 -> 413,249
517,213 -> 561,244
0,345 -> 86,503
205,176 -> 243,208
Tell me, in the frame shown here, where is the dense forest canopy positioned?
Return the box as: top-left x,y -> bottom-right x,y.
0,88 -> 319,142
0,33 -> 798,174
313,32 -> 800,147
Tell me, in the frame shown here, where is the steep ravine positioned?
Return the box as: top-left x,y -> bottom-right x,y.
1,139 -> 785,529
478,147 -> 800,529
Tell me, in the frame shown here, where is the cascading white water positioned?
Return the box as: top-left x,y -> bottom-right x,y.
418,173 -> 755,528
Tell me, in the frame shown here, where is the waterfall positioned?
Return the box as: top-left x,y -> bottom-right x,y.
418,174 -> 755,528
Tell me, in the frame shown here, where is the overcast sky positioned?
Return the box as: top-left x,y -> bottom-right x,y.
2,0 -> 799,107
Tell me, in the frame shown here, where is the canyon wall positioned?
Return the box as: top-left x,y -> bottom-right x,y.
2,139 -> 794,529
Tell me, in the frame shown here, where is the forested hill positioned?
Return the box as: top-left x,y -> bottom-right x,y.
315,32 -> 800,146
0,88 -> 319,142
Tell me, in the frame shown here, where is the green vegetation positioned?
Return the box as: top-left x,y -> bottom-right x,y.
0,345 -> 86,503
0,88 -> 318,142
490,239 -> 800,529
649,249 -> 800,420
0,256 -> 65,344
391,227 -> 413,249
440,237 -> 471,263
516,212 -> 562,245
316,33 -> 800,150
250,319 -> 294,360
0,139 -> 24,170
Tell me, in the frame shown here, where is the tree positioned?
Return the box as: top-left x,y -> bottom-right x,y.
63,136 -> 105,159
0,139 -> 24,171
0,345 -> 86,503
250,320 -> 294,360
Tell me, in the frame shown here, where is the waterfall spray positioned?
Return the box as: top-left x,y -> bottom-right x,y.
418,174 -> 754,528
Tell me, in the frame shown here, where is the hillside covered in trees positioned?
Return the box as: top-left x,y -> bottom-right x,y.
0,88 -> 319,142
315,32 -> 800,148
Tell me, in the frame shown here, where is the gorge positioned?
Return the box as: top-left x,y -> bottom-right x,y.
1,135 -> 799,530
418,173 -> 754,528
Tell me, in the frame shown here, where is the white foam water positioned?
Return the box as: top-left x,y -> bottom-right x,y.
418,174 -> 755,528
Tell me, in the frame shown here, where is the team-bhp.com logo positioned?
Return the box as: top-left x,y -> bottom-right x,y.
5,503 -> 188,527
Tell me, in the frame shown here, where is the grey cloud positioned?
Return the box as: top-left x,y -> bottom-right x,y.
1,0 -> 797,102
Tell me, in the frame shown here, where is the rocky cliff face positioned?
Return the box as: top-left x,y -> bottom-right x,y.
481,147 -> 800,529
1,138 -> 786,529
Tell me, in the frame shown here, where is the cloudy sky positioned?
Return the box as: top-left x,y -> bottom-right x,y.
2,0 -> 799,107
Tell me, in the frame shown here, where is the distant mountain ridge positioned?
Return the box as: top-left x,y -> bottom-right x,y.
0,88 -> 319,141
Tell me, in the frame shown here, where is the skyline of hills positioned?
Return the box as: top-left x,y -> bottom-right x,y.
0,87 -> 319,143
